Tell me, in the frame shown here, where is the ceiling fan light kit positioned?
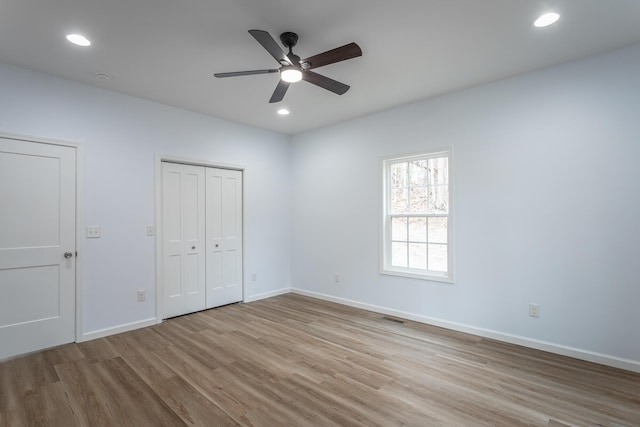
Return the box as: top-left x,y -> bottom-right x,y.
214,29 -> 362,103
280,66 -> 302,83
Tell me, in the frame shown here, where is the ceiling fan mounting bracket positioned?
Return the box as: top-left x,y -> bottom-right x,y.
279,32 -> 299,49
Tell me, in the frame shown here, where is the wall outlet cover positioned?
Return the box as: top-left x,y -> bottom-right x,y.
529,303 -> 540,318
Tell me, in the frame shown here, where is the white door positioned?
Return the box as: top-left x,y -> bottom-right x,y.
161,162 -> 206,318
0,137 -> 76,360
206,168 -> 243,308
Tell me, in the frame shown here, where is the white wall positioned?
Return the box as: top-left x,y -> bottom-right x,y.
0,62 -> 291,336
291,44 -> 640,369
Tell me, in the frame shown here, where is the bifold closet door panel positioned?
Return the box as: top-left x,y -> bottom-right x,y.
206,168 -> 243,308
161,162 -> 206,318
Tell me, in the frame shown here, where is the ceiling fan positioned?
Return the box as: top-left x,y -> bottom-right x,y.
214,30 -> 362,103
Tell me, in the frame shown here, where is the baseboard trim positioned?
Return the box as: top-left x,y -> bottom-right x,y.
80,318 -> 158,342
244,287 -> 291,303
78,287 -> 293,342
291,288 -> 640,374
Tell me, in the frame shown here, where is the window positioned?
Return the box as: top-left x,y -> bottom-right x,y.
381,150 -> 452,282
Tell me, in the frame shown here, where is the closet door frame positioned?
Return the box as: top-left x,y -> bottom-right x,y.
154,154 -> 245,322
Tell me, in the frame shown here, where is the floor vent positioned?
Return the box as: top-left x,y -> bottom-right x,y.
382,316 -> 405,324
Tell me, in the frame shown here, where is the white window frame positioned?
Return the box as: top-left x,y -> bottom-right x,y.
380,149 -> 454,283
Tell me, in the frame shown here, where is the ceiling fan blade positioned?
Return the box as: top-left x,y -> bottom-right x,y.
302,70 -> 350,95
269,80 -> 290,103
301,43 -> 362,70
249,30 -> 295,65
214,69 -> 279,78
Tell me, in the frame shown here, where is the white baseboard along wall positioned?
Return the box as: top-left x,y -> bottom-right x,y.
291,288 -> 640,374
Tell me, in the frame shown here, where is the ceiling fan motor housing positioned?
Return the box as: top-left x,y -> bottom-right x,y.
280,32 -> 299,49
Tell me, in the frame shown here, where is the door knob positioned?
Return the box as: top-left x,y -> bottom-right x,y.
64,252 -> 73,258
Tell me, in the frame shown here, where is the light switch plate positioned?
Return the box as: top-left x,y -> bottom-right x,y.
146,225 -> 155,236
86,226 -> 101,238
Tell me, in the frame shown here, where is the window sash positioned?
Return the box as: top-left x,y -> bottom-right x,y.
381,150 -> 452,282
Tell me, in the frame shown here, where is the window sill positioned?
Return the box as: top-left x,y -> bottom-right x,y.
380,268 -> 454,284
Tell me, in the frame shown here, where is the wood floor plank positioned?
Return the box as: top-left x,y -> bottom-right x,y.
278,373 -> 374,427
0,358 -> 20,412
21,381 -> 84,427
41,343 -> 85,366
102,334 -> 177,386
57,357 -> 188,427
53,359 -> 120,426
154,375 -> 241,427
1,293 -> 639,426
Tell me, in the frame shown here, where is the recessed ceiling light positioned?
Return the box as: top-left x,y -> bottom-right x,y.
534,12 -> 560,28
66,34 -> 91,47
277,108 -> 290,116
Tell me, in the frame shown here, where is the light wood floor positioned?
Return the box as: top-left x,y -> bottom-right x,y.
1,294 -> 639,426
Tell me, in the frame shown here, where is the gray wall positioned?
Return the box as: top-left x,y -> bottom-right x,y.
291,44 -> 640,367
0,63 -> 292,335
2,42 -> 639,369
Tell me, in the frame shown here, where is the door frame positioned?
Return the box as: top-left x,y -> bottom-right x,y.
154,154 -> 246,322
0,132 -> 84,344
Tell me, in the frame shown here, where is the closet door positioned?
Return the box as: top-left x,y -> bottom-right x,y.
206,168 -> 243,308
161,162 -> 206,318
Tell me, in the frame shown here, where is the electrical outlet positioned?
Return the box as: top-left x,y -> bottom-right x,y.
251,272 -> 257,282
86,226 -> 101,238
137,290 -> 146,302
529,303 -> 540,318
335,273 -> 341,283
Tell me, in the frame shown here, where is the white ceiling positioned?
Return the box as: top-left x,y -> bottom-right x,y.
1,0 -> 640,135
